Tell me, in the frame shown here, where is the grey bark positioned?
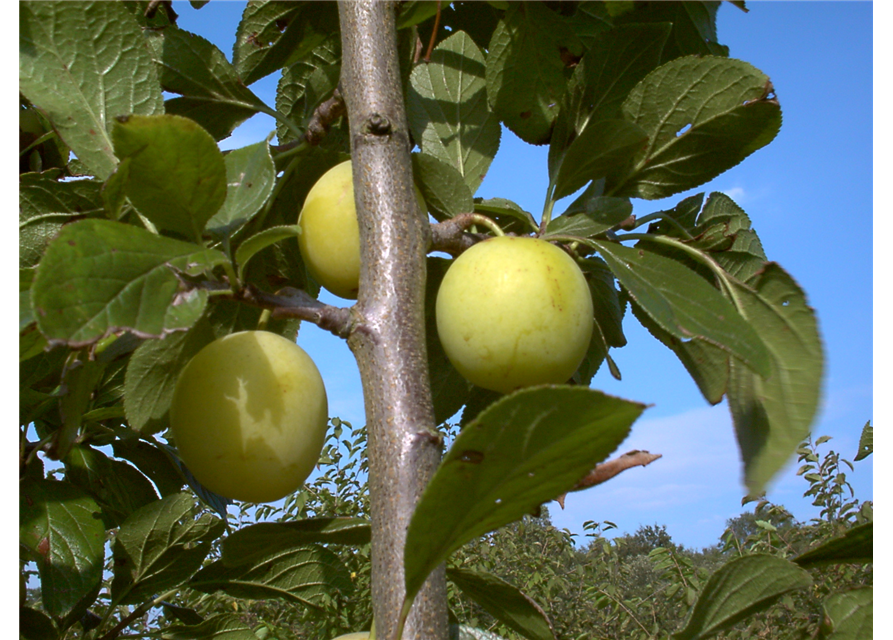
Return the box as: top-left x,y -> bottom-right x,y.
337,2 -> 449,639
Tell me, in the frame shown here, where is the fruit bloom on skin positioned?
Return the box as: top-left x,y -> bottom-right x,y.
435,236 -> 594,394
298,159 -> 426,299
170,331 -> 328,503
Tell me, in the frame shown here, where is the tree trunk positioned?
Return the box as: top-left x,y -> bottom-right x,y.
337,2 -> 449,639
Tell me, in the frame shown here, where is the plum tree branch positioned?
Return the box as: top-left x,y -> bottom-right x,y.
337,2 -> 449,640
236,285 -> 354,339
429,213 -> 497,255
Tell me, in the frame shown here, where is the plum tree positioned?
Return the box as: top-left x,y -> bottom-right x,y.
298,159 -> 426,299
170,331 -> 328,503
435,236 -> 594,394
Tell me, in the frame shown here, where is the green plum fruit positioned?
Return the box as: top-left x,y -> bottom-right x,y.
298,159 -> 426,299
435,236 -> 594,394
170,331 -> 328,503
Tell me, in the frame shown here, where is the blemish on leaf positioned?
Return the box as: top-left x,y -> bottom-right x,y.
37,537 -> 50,557
519,111 -> 532,120
457,450 -> 484,464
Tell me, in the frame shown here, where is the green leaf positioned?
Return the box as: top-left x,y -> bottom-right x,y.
124,320 -> 216,435
552,119 -> 647,200
447,567 -> 556,640
486,3 -> 582,145
612,56 -> 781,199
854,420 -> 873,461
472,198 -> 538,234
146,26 -> 266,141
412,153 -> 475,221
404,386 -> 645,602
20,172 -> 105,268
207,141 -> 277,240
153,613 -> 259,640
20,478 -> 105,619
592,240 -> 772,377
190,544 -> 353,608
795,522 -> 872,568
630,301 -> 730,405
235,226 -> 302,282
611,1 -> 728,61
575,257 -> 627,385
111,114 -> 227,240
546,186 -> 632,239
19,607 -> 58,640
111,492 -> 225,605
275,39 -> 341,144
549,23 -> 671,183
408,30 -> 501,194
822,587 -> 872,640
221,518 -> 372,567
112,438 -> 186,497
63,445 -> 159,529
32,219 -> 228,346
673,554 -> 812,640
234,1 -> 339,87
19,1 -> 163,179
726,264 -> 824,495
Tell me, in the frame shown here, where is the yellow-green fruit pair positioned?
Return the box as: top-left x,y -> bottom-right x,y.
298,159 -> 427,299
170,331 -> 328,504
436,236 -> 594,394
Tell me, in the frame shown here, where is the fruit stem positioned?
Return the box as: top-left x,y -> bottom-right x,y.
539,183 -> 557,235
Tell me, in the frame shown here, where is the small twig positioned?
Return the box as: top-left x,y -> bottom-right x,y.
237,285 -> 355,339
555,450 -> 662,509
429,213 -> 501,256
424,1 -> 442,62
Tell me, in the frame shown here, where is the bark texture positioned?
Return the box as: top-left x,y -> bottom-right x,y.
337,2 -> 449,639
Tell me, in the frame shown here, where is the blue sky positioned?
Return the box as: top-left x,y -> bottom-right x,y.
172,1 -> 874,551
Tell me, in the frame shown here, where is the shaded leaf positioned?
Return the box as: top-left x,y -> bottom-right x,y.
221,518 -> 372,567
552,119 -> 647,200
124,320 -> 216,435
234,1 -> 339,86
235,226 -> 301,282
112,438 -> 186,498
146,26 -> 265,141
32,219 -> 228,346
673,555 -> 812,640
405,386 -> 645,601
19,607 -> 58,640
111,492 -> 225,605
549,23 -> 671,182
823,587 -> 872,640
592,240 -> 772,377
412,153 -> 475,222
613,1 -> 728,60
19,1 -> 163,179
19,172 -> 105,268
19,478 -> 105,619
486,3 -> 582,145
408,30 -> 501,194
612,56 -> 781,200
795,522 -> 872,568
191,544 -> 353,608
207,141 -> 277,240
726,264 -> 823,495
152,613 -> 259,640
112,114 -> 227,240
63,445 -> 159,529
276,40 -> 341,144
447,567 -> 555,640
